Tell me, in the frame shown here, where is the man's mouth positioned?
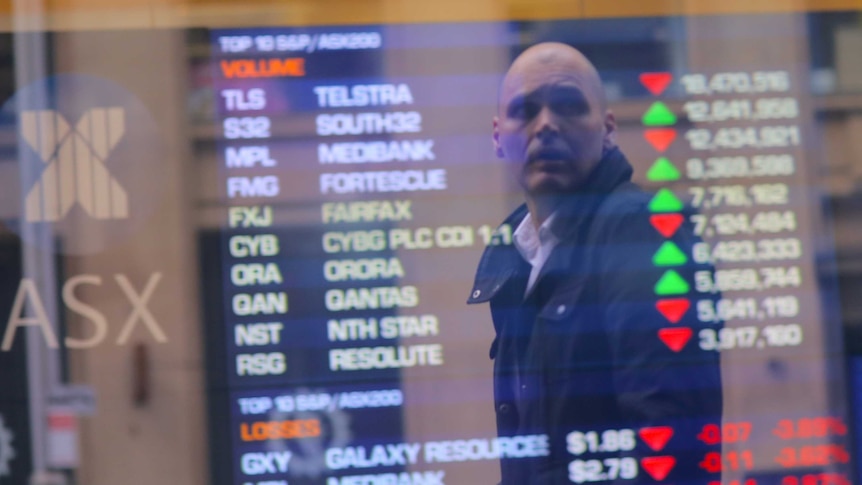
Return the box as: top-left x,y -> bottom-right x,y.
528,148 -> 570,168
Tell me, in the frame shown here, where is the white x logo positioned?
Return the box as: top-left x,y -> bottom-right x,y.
21,108 -> 129,222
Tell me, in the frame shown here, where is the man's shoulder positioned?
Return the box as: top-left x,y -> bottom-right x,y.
581,182 -> 649,237
466,203 -> 529,304
595,181 -> 653,218
500,203 -> 529,228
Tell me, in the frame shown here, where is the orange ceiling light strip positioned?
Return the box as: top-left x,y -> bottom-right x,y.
0,0 -> 861,31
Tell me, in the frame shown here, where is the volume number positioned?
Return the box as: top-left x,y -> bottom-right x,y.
694,266 -> 802,293
692,238 -> 802,264
680,71 -> 791,96
690,211 -> 797,236
686,126 -> 800,151
688,184 -> 788,209
686,154 -> 795,180
699,324 -> 803,351
696,296 -> 800,323
684,97 -> 798,123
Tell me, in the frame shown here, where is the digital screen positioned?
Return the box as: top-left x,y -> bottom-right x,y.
200,13 -> 855,485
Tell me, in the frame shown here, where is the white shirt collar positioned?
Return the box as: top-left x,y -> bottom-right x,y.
513,212 -> 559,295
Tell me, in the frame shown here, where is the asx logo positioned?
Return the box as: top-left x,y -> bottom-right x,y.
3,74 -> 166,254
22,108 -> 129,222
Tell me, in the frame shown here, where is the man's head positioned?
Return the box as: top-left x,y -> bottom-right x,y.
493,42 -> 617,198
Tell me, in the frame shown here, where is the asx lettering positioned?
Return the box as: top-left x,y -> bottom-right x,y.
1,273 -> 166,351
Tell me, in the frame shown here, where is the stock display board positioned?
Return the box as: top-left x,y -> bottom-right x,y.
202,14 -> 853,485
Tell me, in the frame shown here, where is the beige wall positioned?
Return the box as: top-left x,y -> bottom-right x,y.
47,30 -> 206,485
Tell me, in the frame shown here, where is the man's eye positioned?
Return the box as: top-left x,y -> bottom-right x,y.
553,97 -> 588,115
508,101 -> 538,119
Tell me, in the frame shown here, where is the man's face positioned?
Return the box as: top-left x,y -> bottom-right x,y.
494,61 -> 615,195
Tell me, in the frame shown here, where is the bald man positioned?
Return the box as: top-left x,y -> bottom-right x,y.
468,43 -> 722,484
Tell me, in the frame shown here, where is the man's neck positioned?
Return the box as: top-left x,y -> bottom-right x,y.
525,196 -> 561,229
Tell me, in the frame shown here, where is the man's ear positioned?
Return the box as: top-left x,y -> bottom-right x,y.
603,110 -> 617,151
492,116 -> 505,159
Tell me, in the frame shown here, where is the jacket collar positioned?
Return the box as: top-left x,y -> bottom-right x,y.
546,146 -> 633,241
467,147 -> 634,304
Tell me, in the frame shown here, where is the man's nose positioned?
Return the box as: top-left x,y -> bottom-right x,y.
534,105 -> 559,141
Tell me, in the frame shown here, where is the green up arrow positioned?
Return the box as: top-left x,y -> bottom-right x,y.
649,188 -> 683,213
642,101 -> 677,126
654,270 -> 691,295
646,157 -> 681,182
653,241 -> 688,266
